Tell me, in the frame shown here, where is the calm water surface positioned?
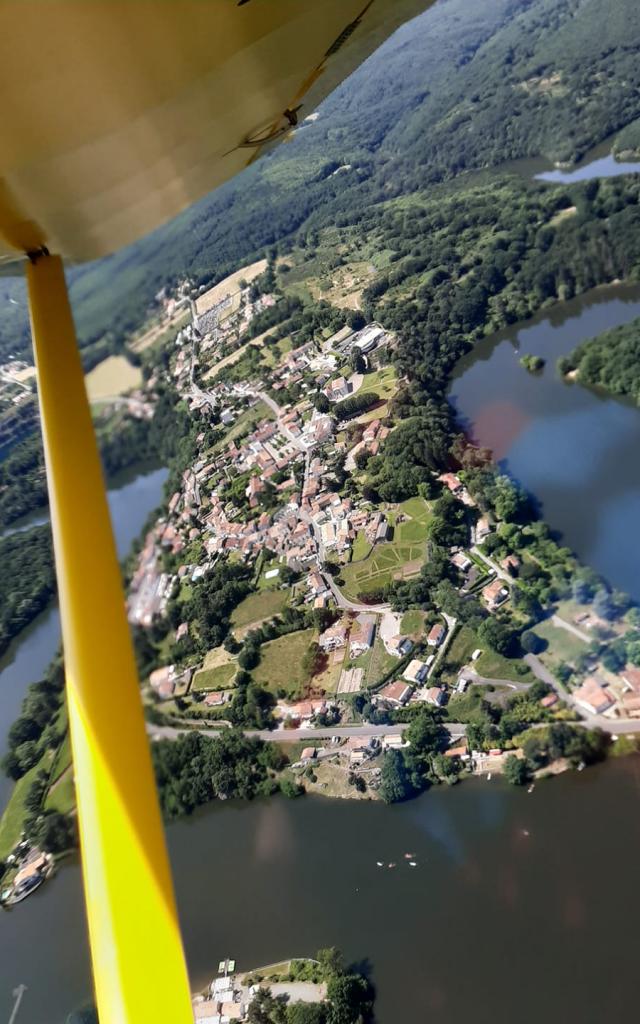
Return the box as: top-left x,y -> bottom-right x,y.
451,283 -> 640,599
1,757 -> 640,1023
0,465 -> 167,811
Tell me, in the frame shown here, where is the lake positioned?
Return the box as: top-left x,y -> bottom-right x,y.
499,137 -> 640,185
1,756 -> 640,1023
450,282 -> 640,601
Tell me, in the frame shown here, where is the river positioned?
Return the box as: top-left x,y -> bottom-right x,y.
0,465 -> 167,812
1,755 -> 639,1023
450,281 -> 640,601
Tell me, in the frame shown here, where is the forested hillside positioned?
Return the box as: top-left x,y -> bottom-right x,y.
560,316 -> 640,400
3,0 -> 640,360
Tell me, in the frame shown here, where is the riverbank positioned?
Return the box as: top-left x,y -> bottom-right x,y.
0,467 -> 168,862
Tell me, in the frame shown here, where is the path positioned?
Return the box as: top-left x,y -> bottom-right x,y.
471,546 -> 510,582
463,669 -> 531,692
551,614 -> 592,644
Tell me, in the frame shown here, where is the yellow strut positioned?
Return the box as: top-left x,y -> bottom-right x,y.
26,254 -> 192,1024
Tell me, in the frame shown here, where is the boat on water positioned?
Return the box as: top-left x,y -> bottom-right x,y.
2,872 -> 46,906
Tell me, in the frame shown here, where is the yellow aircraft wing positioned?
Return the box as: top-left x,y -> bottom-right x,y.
0,0 -> 435,263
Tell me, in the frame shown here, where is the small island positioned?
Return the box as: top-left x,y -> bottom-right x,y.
520,353 -> 546,373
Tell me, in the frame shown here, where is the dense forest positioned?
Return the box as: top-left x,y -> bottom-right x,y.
0,526 -> 55,659
559,315 -> 640,399
3,0 -> 640,360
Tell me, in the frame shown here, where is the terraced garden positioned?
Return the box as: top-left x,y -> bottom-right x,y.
340,498 -> 431,600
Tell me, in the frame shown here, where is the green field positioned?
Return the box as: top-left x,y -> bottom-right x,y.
253,628 -> 316,696
400,609 -> 427,636
358,365 -> 398,401
45,768 -> 76,816
231,589 -> 289,629
0,750 -> 54,860
439,625 -> 534,684
192,662 -> 237,692
340,498 -> 430,600
351,531 -> 373,562
533,619 -> 588,665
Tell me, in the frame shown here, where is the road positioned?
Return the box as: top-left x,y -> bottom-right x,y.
463,669 -> 531,692
148,722 -> 468,743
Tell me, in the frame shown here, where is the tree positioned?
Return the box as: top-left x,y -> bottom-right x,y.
326,973 -> 373,1024
379,750 -> 412,803
280,777 -> 304,799
503,754 -> 530,786
478,617 -> 517,656
34,810 -> 76,853
318,948 -> 344,978
287,1005 -> 326,1024
593,589 -> 616,621
520,630 -> 545,655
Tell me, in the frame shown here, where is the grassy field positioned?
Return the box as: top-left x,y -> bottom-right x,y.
231,589 -> 289,629
351,531 -> 372,562
400,609 -> 427,636
358,365 -> 398,401
0,750 -> 55,860
340,498 -> 429,600
365,635 -> 401,687
192,646 -> 238,691
195,258 -> 267,315
439,625 -> 534,684
253,628 -> 316,696
533,619 -> 588,665
85,355 -> 142,400
45,768 -> 75,816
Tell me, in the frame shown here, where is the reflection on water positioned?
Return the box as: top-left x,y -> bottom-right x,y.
450,282 -> 640,599
535,152 -> 640,183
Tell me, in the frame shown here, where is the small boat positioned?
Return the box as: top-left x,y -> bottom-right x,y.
404,853 -> 416,859
387,863 -> 396,869
376,862 -> 384,867
487,772 -> 492,781
409,861 -> 417,867
522,829 -> 530,837
527,784 -> 535,793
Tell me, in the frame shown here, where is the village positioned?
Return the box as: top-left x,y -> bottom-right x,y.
121,257 -> 640,798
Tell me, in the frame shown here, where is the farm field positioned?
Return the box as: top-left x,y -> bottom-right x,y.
195,258 -> 267,316
340,498 -> 430,600
253,628 -> 316,697
192,646 -> 238,691
231,589 -> 289,630
85,355 -> 142,400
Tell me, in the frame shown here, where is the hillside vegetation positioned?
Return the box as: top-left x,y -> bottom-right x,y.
3,0 -> 640,360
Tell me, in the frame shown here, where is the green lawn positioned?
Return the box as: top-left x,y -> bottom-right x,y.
253,628 -> 317,696
192,662 -> 237,692
340,536 -> 425,600
45,768 -> 76,816
358,365 -> 398,401
365,635 -> 401,687
438,625 -> 534,684
0,750 -> 54,860
231,589 -> 289,629
400,609 -> 426,636
475,648 -> 534,684
533,619 -> 588,665
398,496 -> 431,524
351,531 -> 372,562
